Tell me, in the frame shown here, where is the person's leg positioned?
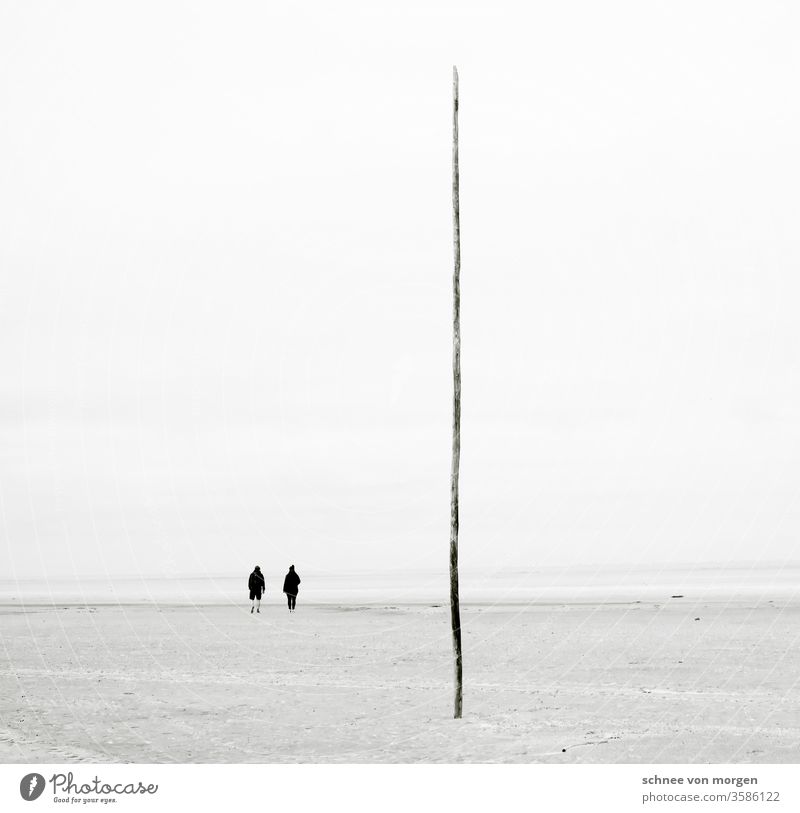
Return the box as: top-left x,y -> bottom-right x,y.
290,595 -> 296,611
256,597 -> 261,613
286,593 -> 291,611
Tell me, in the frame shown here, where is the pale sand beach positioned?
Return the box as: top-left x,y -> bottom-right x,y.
2,576 -> 799,763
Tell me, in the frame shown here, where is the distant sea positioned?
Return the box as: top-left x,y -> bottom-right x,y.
1,564 -> 798,605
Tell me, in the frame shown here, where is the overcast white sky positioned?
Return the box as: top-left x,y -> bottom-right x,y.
2,1 -> 800,579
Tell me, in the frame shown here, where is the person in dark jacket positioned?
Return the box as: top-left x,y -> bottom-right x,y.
248,565 -> 266,614
282,565 -> 301,612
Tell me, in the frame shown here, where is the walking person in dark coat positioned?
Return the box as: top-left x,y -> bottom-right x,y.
282,565 -> 300,612
248,565 -> 265,614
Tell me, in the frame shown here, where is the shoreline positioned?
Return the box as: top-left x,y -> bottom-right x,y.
1,597 -> 796,609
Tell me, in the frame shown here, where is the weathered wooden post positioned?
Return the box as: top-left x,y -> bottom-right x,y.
449,65 -> 463,719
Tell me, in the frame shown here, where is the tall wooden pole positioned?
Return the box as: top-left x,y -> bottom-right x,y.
450,65 -> 463,719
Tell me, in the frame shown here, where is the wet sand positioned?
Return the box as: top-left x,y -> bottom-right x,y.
2,598 -> 799,763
